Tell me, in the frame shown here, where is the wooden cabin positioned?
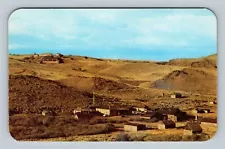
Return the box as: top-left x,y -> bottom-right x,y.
157,120 -> 176,130
124,123 -> 146,132
170,93 -> 182,98
183,123 -> 203,136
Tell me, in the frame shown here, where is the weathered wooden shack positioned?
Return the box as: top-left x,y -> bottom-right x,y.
170,92 -> 182,98
183,123 -> 203,136
124,123 -> 146,132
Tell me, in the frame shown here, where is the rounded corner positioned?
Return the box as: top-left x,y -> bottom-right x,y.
200,126 -> 218,142
8,8 -> 23,22
204,7 -> 217,22
8,126 -> 20,142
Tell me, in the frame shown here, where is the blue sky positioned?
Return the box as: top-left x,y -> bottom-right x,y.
8,9 -> 217,61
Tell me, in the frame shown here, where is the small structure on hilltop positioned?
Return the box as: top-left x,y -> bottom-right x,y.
124,123 -> 146,132
157,120 -> 176,130
40,55 -> 64,64
170,92 -> 182,98
56,53 -> 64,58
183,123 -> 203,136
33,53 -> 39,58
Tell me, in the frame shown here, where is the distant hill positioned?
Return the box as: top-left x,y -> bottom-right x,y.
166,54 -> 217,68
151,68 -> 217,95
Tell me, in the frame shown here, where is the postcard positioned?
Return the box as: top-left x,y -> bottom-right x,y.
8,8 -> 217,141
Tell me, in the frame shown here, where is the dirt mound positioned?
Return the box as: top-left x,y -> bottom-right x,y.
9,75 -> 93,114
151,68 -> 216,95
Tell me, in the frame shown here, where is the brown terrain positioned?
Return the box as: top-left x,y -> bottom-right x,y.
8,53 -> 217,141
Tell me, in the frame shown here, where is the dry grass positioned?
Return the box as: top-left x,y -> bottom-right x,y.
9,115 -> 115,140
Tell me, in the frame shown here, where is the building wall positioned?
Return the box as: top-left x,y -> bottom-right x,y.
110,109 -> 119,116
96,108 -> 110,116
157,123 -> 165,130
137,125 -> 146,130
117,109 -> 131,115
171,95 -> 176,98
135,108 -> 147,112
171,94 -> 181,98
165,123 -> 176,128
124,125 -> 138,132
152,113 -> 166,120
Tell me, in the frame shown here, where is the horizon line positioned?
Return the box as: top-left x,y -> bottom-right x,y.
8,52 -> 217,62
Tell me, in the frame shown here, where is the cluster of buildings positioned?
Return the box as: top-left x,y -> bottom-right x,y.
67,102 -> 214,136
40,91 -> 216,137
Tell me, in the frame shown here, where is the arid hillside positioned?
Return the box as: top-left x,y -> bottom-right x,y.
9,75 -> 126,115
9,53 -> 217,113
8,53 -> 217,141
167,54 -> 217,68
152,68 -> 217,95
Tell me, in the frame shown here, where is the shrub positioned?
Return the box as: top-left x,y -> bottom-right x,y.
78,124 -> 115,135
42,116 -> 55,126
130,133 -> 148,141
193,133 -> 210,141
116,133 -> 130,141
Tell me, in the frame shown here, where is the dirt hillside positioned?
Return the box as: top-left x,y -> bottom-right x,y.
152,68 -> 216,95
9,54 -> 217,113
167,54 -> 217,68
